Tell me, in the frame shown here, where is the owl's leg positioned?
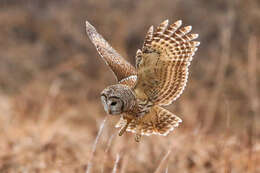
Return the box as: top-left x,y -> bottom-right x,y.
135,133 -> 142,142
135,125 -> 142,142
118,118 -> 131,136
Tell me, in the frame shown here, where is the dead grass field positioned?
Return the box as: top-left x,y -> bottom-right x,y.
0,0 -> 259,172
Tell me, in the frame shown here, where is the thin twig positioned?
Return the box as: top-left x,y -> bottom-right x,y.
39,79 -> 62,122
246,35 -> 258,173
120,155 -> 128,173
204,4 -> 235,132
154,149 -> 171,173
86,117 -> 108,173
112,154 -> 121,173
101,133 -> 116,173
164,165 -> 169,173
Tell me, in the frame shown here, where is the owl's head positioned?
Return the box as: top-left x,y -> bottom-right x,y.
101,84 -> 136,115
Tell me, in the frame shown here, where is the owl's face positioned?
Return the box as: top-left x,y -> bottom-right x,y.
101,95 -> 124,115
101,84 -> 135,115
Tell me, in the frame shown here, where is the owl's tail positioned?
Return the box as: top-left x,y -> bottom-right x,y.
115,106 -> 182,136
150,106 -> 182,136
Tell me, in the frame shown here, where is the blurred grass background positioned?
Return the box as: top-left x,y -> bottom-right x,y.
0,0 -> 259,172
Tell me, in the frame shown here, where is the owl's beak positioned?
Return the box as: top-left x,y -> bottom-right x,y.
106,107 -> 121,115
106,108 -> 117,115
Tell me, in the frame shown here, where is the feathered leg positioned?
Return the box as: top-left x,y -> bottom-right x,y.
135,125 -> 142,142
118,117 -> 131,136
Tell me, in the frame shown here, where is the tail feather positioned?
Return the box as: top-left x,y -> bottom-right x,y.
154,106 -> 182,135
115,106 -> 182,136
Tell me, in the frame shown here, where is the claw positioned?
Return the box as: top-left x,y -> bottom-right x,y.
135,125 -> 142,142
118,126 -> 127,136
135,133 -> 141,142
118,118 -> 131,136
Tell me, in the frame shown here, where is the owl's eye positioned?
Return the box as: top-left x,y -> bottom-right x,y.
111,101 -> 117,106
107,97 -> 124,115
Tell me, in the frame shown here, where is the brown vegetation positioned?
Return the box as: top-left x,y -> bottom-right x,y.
0,0 -> 259,172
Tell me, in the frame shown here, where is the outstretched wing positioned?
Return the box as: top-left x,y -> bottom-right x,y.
134,20 -> 200,106
86,20 -> 136,81
115,106 -> 182,136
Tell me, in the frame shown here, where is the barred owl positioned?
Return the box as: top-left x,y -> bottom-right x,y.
86,19 -> 200,142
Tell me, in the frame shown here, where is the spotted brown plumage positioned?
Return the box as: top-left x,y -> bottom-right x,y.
134,19 -> 200,106
86,20 -> 200,142
86,21 -> 136,81
116,106 -> 182,136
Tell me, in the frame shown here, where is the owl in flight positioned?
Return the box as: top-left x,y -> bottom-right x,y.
86,19 -> 199,142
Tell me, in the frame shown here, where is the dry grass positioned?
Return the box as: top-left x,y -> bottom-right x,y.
0,0 -> 260,172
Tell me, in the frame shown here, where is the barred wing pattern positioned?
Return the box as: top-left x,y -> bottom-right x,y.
118,75 -> 137,88
134,20 -> 200,106
86,21 -> 136,81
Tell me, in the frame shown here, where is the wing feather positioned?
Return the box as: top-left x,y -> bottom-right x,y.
86,21 -> 136,81
134,20 -> 200,105
118,75 -> 137,88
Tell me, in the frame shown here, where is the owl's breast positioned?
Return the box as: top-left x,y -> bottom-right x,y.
134,99 -> 154,117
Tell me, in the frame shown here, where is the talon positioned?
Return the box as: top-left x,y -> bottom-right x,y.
118,118 -> 131,136
135,134 -> 141,142
118,127 -> 126,136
